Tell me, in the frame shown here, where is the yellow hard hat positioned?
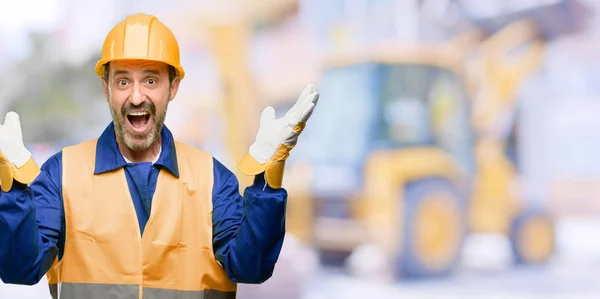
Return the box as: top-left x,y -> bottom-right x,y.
95,13 -> 185,80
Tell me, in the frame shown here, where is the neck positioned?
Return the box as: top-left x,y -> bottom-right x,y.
117,138 -> 162,163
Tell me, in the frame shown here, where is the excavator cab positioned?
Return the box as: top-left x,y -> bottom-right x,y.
307,57 -> 475,198
309,61 -> 473,169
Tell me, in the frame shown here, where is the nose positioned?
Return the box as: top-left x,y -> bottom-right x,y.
130,82 -> 145,106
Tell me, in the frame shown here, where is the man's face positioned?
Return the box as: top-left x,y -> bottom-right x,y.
102,60 -> 180,151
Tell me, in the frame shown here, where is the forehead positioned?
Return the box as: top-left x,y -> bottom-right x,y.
110,60 -> 169,75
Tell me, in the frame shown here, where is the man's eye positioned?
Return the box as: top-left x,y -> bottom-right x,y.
117,80 -> 128,86
147,78 -> 156,85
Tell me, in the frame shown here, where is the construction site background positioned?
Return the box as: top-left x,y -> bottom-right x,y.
1,0 -> 600,298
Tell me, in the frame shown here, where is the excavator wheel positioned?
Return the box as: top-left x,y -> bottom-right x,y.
509,208 -> 556,265
397,178 -> 466,279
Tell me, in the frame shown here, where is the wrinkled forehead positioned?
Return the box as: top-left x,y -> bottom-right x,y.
110,60 -> 170,76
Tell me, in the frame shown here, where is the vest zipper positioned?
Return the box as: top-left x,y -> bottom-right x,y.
121,173 -> 147,299
123,170 -> 163,299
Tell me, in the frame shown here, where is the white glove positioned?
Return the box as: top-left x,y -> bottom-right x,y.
0,112 -> 32,168
239,83 -> 319,188
249,84 -> 318,163
0,112 -> 39,192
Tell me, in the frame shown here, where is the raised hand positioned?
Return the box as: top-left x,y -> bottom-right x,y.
239,84 -> 320,189
0,112 -> 39,192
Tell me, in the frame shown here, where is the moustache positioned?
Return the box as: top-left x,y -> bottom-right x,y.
122,102 -> 156,117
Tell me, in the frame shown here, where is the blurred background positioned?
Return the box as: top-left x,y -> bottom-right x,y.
1,0 -> 600,298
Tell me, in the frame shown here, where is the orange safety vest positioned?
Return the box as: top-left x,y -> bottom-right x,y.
46,139 -> 237,299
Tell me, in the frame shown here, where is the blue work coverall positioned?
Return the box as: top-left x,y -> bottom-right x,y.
0,123 -> 287,285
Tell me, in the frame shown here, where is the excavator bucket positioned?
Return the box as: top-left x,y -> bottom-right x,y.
456,0 -> 590,41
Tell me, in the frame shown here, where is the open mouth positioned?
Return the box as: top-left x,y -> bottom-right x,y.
126,111 -> 151,133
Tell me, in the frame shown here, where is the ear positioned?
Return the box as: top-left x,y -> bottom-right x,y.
102,79 -> 109,100
169,77 -> 181,102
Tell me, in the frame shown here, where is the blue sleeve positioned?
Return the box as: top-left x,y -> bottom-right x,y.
211,158 -> 287,284
0,152 -> 63,285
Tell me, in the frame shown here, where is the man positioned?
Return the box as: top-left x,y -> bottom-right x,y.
0,13 -> 318,299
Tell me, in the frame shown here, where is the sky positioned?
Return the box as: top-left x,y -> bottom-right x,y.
0,0 -> 61,30
0,0 -> 62,59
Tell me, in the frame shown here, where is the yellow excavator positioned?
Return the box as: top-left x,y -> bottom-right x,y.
263,0 -> 587,279
187,0 -> 587,280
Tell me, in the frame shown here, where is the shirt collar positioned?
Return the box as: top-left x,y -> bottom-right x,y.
94,122 -> 180,178
122,146 -> 162,164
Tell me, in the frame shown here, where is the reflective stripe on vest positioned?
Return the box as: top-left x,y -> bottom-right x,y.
46,139 -> 237,299
48,283 -> 236,299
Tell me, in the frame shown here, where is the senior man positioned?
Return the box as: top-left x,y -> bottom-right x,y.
0,13 -> 318,299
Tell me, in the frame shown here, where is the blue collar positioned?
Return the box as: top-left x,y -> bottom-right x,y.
94,122 -> 180,178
